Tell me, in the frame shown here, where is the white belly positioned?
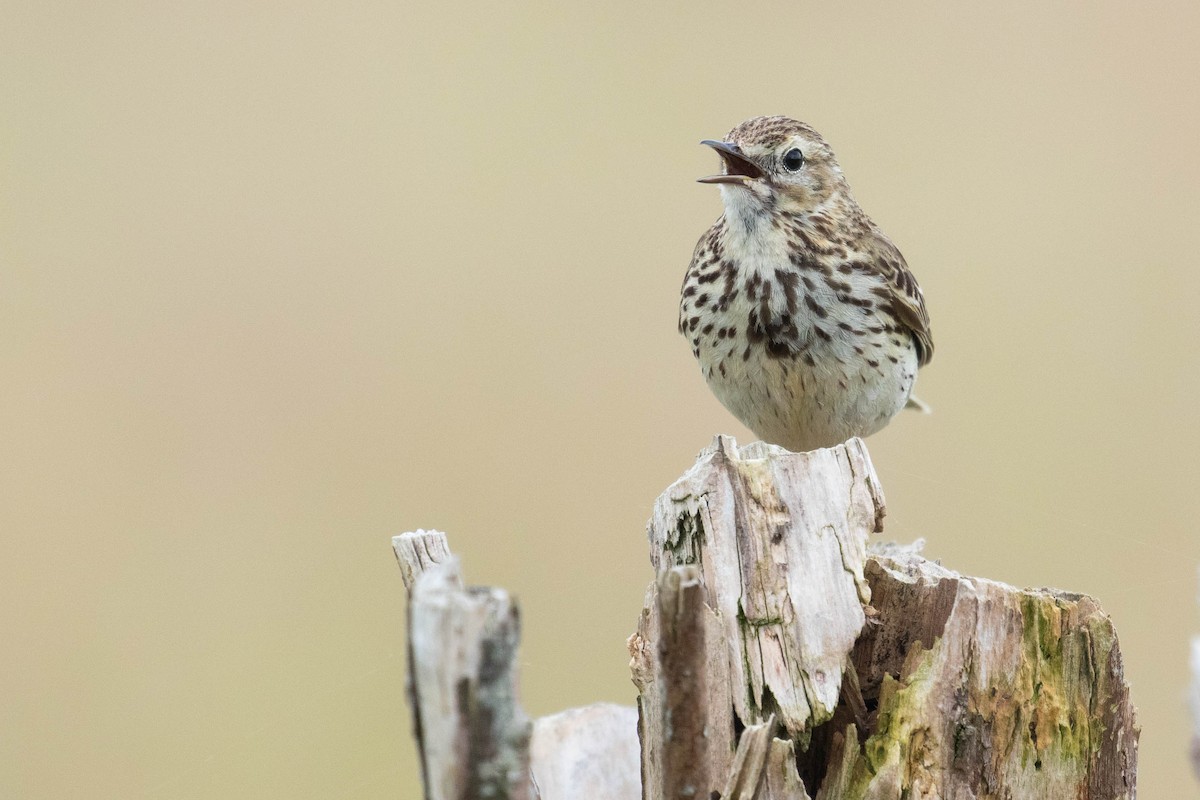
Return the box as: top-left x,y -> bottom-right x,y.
700,336 -> 917,452
687,207 -> 920,451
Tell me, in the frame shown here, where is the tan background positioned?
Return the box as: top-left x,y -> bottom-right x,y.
3,2 -> 1198,797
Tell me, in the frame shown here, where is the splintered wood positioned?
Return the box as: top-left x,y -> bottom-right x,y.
397,438 -> 1138,800
395,530 -> 640,800
629,436 -> 1138,800
394,530 -> 533,800
630,436 -> 881,798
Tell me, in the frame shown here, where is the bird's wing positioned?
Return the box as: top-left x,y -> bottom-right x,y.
678,238 -> 703,333
679,221 -> 720,334
866,231 -> 934,367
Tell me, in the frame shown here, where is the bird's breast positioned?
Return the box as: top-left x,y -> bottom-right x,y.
681,221 -> 918,450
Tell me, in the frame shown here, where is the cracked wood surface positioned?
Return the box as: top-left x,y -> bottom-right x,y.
395,530 -> 533,800
630,436 -> 1138,800
396,530 -> 640,800
845,547 -> 1138,799
396,437 -> 1138,800
638,436 -> 882,743
632,436 -> 882,800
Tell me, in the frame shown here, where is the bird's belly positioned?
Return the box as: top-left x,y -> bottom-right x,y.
697,332 -> 918,452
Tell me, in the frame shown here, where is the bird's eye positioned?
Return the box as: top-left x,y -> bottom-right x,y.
782,148 -> 804,172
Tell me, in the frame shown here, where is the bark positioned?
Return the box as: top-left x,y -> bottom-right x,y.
848,545 -> 1138,799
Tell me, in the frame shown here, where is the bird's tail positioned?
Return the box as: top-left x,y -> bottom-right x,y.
905,394 -> 932,414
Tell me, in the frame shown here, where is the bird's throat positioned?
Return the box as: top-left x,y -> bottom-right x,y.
720,184 -> 775,234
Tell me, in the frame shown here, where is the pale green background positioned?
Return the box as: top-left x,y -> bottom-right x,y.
3,2 -> 1198,797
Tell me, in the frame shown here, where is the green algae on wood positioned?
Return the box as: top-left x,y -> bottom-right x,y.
826,551 -> 1138,799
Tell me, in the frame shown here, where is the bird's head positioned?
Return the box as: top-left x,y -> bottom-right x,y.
698,116 -> 848,221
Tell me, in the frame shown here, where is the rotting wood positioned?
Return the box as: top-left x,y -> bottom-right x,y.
394,528 -> 454,591
397,436 -> 1139,799
850,544 -> 1138,799
395,531 -> 640,800
631,435 -> 880,800
630,436 -> 1138,799
394,530 -> 533,800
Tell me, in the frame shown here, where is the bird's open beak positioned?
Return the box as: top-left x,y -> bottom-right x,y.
697,140 -> 763,184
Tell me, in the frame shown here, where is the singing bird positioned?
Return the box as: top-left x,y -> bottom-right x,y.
680,116 -> 933,452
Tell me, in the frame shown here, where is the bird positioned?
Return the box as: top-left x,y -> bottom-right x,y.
679,115 -> 933,452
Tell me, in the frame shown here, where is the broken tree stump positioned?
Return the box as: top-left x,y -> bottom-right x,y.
397,436 -> 1138,799
395,529 -> 533,800
629,436 -> 1138,799
394,530 -> 640,800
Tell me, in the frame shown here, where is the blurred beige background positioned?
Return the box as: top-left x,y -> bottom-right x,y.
3,2 -> 1198,797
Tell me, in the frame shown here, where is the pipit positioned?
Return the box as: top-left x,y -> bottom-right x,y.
680,116 -> 933,452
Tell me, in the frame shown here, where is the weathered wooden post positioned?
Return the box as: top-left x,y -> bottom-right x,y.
394,530 -> 533,800
1191,584 -> 1200,780
395,530 -> 639,800
398,436 -> 1139,799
